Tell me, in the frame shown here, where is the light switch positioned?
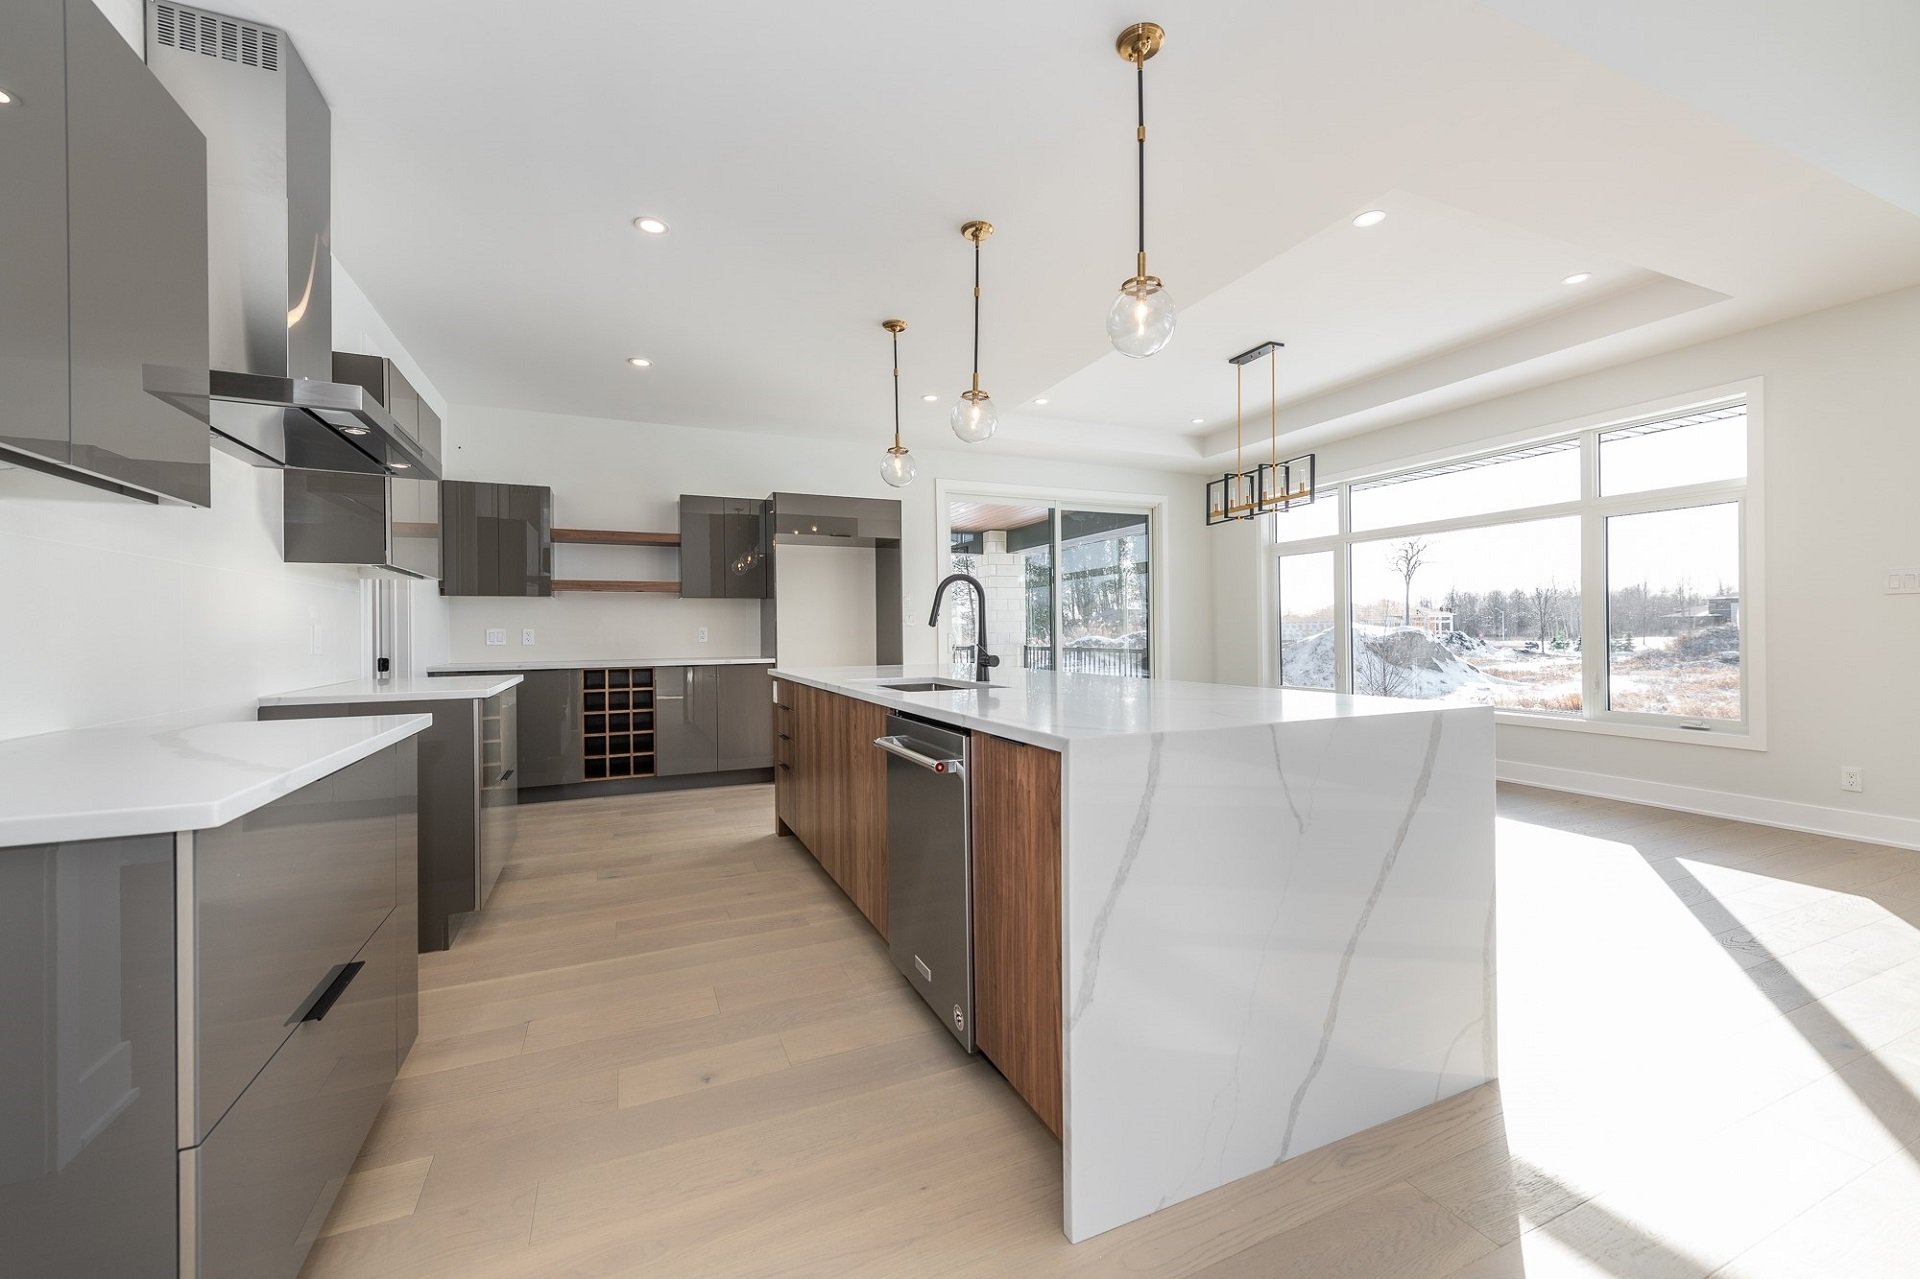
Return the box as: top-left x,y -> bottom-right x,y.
1886,570 -> 1920,595
485,628 -> 506,646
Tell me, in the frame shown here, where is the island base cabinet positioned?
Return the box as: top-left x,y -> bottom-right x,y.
185,906 -> 405,1279
972,733 -> 1064,1138
773,682 -> 887,937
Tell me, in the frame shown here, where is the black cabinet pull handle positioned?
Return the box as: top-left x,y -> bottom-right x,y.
500,768 -> 515,782
301,961 -> 365,1023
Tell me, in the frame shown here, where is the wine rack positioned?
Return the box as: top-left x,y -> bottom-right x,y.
581,667 -> 655,780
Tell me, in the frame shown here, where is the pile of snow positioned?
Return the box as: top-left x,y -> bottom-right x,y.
1280,628 -> 1338,689
1065,631 -> 1147,650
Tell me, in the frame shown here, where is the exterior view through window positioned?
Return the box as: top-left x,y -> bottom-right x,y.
948,500 -> 1151,678
1272,398 -> 1752,734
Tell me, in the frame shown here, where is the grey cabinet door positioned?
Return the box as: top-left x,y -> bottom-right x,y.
500,483 -> 553,596
0,833 -> 178,1278
678,495 -> 724,598
0,0 -> 71,471
723,498 -> 770,598
512,669 -> 581,788
64,0 -> 210,505
439,480 -> 495,596
718,665 -> 774,770
656,666 -> 721,775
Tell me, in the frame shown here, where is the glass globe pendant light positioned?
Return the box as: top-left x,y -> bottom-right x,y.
950,220 -> 998,443
879,319 -> 916,488
1107,22 -> 1175,358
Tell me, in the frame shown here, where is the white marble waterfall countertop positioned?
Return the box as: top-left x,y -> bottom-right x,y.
259,674 -> 523,706
770,664 -> 1447,750
0,715 -> 432,847
428,657 -> 774,673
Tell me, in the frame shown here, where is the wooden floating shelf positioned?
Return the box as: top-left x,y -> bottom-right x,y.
552,579 -> 679,594
552,528 -> 680,546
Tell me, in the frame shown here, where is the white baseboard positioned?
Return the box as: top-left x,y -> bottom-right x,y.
1497,760 -> 1920,852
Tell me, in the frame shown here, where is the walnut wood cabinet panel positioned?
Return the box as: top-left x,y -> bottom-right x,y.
773,683 -> 888,938
971,732 -> 1064,1137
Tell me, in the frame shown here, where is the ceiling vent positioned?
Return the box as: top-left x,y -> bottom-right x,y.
152,2 -> 279,71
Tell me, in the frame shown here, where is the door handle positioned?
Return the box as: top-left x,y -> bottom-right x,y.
872,735 -> 966,777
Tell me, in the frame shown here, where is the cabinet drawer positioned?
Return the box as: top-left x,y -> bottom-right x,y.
189,750 -> 400,1145
184,907 -> 400,1279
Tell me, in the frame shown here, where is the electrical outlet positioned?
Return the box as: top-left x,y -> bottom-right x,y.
485,628 -> 506,646
521,628 -> 535,646
697,625 -> 709,643
1840,765 -> 1864,793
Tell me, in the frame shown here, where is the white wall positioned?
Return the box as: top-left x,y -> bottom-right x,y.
773,545 -> 878,667
441,405 -> 1216,682
1215,285 -> 1920,833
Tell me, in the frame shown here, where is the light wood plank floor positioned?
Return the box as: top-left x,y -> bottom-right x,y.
299,783 -> 1920,1278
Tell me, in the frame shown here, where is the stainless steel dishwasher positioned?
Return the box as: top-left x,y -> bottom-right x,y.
875,712 -> 976,1052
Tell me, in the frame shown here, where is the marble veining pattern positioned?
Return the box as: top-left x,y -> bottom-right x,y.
1068,731 -> 1164,1030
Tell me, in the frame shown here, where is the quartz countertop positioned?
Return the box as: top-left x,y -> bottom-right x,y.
428,657 -> 774,673
770,664 -> 1475,751
0,715 -> 433,847
259,674 -> 523,706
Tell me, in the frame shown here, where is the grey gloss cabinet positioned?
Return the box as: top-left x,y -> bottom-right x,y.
680,495 -> 770,598
0,739 -> 419,1279
658,665 -> 773,774
333,352 -> 443,466
0,0 -> 212,505
512,669 -> 583,788
441,480 -> 554,597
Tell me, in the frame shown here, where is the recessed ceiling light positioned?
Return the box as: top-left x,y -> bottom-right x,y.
0,90 -> 15,106
921,393 -> 939,402
1191,417 -> 1205,425
626,356 -> 652,368
1035,398 -> 1049,405
1352,209 -> 1387,228
632,216 -> 669,235
1563,272 -> 1592,285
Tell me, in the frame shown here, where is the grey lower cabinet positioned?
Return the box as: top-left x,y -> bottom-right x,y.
441,480 -> 553,596
0,0 -> 212,505
262,689 -> 519,951
512,669 -> 584,788
0,740 -> 419,1279
658,665 -> 774,774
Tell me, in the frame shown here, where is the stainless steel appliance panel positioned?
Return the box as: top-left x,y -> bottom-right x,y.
188,748 -> 399,1144
0,833 -> 177,1277
188,906 -> 399,1279
0,0 -> 72,472
880,713 -> 975,1051
716,664 -> 774,771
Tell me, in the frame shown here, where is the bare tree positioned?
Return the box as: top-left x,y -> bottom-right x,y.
1386,538 -> 1430,628
1530,582 -> 1560,645
1355,639 -> 1413,697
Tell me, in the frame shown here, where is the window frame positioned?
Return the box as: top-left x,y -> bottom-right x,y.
1266,380 -> 1765,749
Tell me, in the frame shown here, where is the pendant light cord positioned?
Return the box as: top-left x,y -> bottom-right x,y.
972,237 -> 982,394
1269,349 -> 1277,468
892,328 -> 902,450
1135,58 -> 1147,265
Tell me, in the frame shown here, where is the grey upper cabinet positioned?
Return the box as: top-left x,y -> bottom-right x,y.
283,470 -> 440,579
656,667 -> 722,775
680,495 -> 769,598
333,351 -> 442,467
440,480 -> 553,596
717,664 -> 774,771
0,1 -> 71,473
0,0 -> 211,505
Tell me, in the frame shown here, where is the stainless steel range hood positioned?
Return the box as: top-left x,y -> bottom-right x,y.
144,0 -> 439,479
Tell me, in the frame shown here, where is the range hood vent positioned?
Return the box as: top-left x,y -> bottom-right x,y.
145,1 -> 440,479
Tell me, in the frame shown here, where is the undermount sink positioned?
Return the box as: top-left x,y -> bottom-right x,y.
879,679 -> 996,693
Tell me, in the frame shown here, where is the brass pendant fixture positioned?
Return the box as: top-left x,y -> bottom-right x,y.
1206,341 -> 1316,525
950,220 -> 998,443
879,319 -> 916,488
1108,21 -> 1176,358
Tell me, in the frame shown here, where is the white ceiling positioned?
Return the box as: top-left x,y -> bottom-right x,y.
231,0 -> 1920,473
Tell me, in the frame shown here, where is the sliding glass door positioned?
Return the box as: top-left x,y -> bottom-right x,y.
947,500 -> 1152,679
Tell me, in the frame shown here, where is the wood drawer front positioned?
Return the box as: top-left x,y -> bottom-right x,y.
972,733 -> 1064,1136
191,748 -> 401,1145
185,908 -> 401,1279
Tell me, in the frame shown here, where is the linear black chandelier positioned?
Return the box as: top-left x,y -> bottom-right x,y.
1206,341 -> 1315,526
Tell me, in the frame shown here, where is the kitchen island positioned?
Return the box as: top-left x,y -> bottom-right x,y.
770,664 -> 1496,1243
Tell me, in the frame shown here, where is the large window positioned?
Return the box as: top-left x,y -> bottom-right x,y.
1270,395 -> 1757,740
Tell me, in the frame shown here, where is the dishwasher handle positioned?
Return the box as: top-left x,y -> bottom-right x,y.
873,734 -> 966,778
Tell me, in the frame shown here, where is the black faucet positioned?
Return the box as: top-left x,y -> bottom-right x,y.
928,573 -> 1000,684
